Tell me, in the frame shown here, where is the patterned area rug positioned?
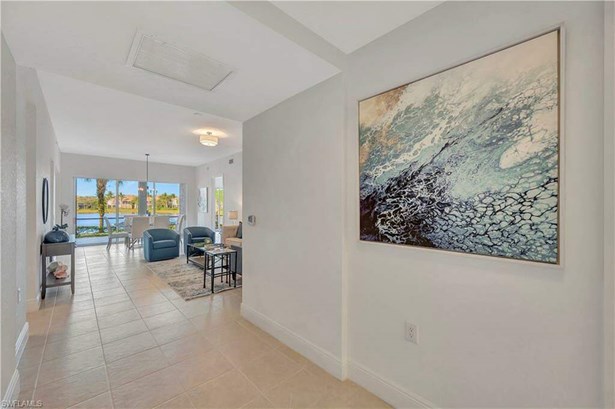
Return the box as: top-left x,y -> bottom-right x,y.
147,256 -> 241,301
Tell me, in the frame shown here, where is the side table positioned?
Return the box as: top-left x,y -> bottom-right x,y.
41,235 -> 76,299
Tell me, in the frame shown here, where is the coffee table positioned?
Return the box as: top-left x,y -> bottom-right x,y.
186,242 -> 238,293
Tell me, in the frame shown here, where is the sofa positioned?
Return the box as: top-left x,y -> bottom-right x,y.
143,228 -> 180,262
183,226 -> 216,256
222,223 -> 242,274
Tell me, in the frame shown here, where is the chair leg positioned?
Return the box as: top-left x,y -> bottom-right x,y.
106,236 -> 111,251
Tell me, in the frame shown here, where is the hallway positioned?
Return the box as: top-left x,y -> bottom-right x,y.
18,245 -> 388,408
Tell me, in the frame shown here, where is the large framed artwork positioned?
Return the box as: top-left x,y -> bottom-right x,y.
359,30 -> 560,264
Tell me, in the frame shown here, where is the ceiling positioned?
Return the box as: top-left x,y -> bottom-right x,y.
1,1 -> 339,121
38,71 -> 242,167
2,1 -> 442,166
272,1 -> 442,54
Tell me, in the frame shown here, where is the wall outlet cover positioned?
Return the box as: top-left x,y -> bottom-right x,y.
405,321 -> 419,344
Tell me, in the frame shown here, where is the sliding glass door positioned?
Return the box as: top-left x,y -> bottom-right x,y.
75,177 -> 184,243
75,178 -> 117,240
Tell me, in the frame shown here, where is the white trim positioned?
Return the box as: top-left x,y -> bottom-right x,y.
348,361 -> 437,409
26,295 -> 40,313
15,322 -> 29,365
241,303 -> 345,379
1,369 -> 20,406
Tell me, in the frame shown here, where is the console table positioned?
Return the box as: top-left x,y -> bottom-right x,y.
41,235 -> 76,299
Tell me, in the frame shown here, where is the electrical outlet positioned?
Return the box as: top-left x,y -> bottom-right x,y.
405,321 -> 419,344
17,288 -> 22,303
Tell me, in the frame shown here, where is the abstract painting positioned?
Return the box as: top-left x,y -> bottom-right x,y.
359,30 -> 560,263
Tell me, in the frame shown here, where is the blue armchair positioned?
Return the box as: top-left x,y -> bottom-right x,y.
184,226 -> 216,255
143,228 -> 180,262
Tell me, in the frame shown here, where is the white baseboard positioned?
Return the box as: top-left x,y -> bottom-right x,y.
26,295 -> 40,313
15,322 -> 29,365
241,303 -> 345,379
1,369 -> 20,405
348,361 -> 437,409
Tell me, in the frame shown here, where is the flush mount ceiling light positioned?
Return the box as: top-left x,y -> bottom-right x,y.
199,132 -> 218,147
126,31 -> 233,91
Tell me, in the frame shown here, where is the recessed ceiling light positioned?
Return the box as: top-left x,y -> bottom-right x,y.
126,31 -> 233,91
199,132 -> 218,147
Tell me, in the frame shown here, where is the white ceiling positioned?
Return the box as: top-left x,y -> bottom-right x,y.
38,71 -> 242,167
1,1 -> 339,121
1,1 -> 441,166
272,1 -> 442,54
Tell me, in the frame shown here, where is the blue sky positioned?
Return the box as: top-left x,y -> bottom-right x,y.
76,178 -> 179,196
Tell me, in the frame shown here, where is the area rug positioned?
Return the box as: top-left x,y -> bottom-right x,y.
147,257 -> 241,301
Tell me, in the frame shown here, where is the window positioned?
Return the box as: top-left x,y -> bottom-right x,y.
75,177 -> 184,242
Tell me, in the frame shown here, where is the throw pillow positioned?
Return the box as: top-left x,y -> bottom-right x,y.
236,222 -> 242,239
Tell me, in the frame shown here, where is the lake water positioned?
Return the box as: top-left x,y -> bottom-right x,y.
76,213 -> 178,228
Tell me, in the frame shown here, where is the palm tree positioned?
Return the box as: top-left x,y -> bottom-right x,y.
84,179 -> 122,233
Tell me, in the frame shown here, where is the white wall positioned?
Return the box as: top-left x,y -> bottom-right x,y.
241,2 -> 608,408
242,75 -> 346,376
1,33 -> 19,401
345,2 -> 605,408
59,153 -> 198,233
195,152 -> 242,229
17,66 -> 62,313
603,2 -> 615,407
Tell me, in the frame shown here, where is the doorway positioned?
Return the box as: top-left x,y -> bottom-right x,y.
214,175 -> 224,230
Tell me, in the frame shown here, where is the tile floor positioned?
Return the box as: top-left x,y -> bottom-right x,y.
18,244 -> 390,409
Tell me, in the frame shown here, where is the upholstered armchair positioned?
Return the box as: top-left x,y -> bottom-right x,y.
143,228 -> 180,262
183,226 -> 216,256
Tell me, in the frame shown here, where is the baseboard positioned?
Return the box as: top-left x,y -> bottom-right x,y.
241,303 -> 345,379
348,361 -> 437,409
26,295 -> 40,313
1,369 -> 20,405
15,322 -> 29,365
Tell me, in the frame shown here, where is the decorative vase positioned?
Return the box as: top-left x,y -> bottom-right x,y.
44,229 -> 70,243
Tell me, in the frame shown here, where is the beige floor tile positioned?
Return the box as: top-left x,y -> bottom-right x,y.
201,321 -> 254,347
143,310 -> 187,330
94,293 -> 133,307
43,332 -> 102,362
150,320 -> 198,346
68,391 -> 114,409
170,349 -> 234,390
100,319 -> 148,344
345,388 -> 392,408
38,347 -> 106,386
218,331 -> 273,366
103,331 -> 157,362
17,363 -> 39,393
19,344 -> 46,370
275,344 -> 310,367
17,387 -> 34,402
95,300 -> 135,317
237,349 -> 302,392
187,370 -> 259,409
160,334 -> 214,365
33,366 -> 109,409
242,395 -> 275,409
20,246 -> 387,409
106,347 -> 169,388
137,301 -> 178,318
190,309 -> 240,332
154,393 -> 195,409
131,293 -> 169,307
47,319 -> 99,344
92,287 -> 128,299
97,308 -> 141,329
264,369 -> 329,408
111,367 -> 185,409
